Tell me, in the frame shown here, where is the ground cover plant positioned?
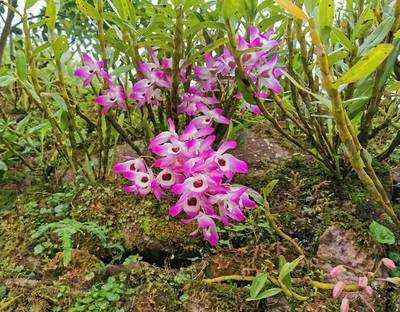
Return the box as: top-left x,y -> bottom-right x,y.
0,0 -> 400,310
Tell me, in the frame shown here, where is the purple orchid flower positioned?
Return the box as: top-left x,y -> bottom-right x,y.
185,213 -> 219,246
209,140 -> 248,180
113,158 -> 147,175
74,53 -> 111,87
95,85 -> 126,114
123,168 -> 163,200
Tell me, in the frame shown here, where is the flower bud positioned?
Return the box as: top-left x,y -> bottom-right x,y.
329,265 -> 344,278
340,297 -> 349,312
382,258 -> 396,270
358,276 -> 368,288
363,286 -> 374,296
333,281 -> 344,299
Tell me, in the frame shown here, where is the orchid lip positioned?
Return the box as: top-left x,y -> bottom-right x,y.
193,179 -> 204,188
162,172 -> 172,181
187,197 -> 198,206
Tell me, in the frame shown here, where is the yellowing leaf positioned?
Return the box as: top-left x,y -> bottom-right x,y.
333,44 -> 394,87
319,0 -> 334,30
45,0 -> 57,29
76,0 -> 100,20
275,0 -> 308,20
53,35 -> 69,59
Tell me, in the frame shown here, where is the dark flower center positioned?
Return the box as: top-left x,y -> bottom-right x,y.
193,179 -> 203,188
109,96 -> 116,102
162,173 -> 172,181
204,118 -> 211,123
217,158 -> 226,166
88,69 -> 95,74
228,61 -> 236,68
187,197 -> 198,206
141,176 -> 149,183
242,54 -> 251,63
172,146 -> 180,153
130,163 -> 136,171
261,70 -> 270,78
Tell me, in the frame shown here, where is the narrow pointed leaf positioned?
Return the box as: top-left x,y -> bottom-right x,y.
76,0 -> 100,20
249,273 -> 269,298
275,0 -> 308,20
333,44 -> 394,87
331,27 -> 354,51
319,0 -> 334,31
278,255 -> 304,282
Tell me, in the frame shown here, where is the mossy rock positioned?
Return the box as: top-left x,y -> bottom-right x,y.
70,183 -> 204,262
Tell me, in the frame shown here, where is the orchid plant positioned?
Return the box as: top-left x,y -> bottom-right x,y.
72,25 -> 283,245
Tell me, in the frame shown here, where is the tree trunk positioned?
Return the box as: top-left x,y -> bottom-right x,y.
0,0 -> 18,66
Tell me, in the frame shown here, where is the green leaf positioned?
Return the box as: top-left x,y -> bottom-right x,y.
389,252 -> 400,264
359,17 -> 395,55
395,30 -> 400,39
33,42 -> 51,56
253,288 -> 282,300
53,35 -> 69,59
0,75 -> 15,87
76,0 -> 100,20
333,44 -> 394,87
0,160 -> 8,171
186,21 -> 226,39
219,0 -> 244,18
249,273 -> 269,298
59,230 -> 73,266
45,0 -> 57,29
369,221 -> 395,245
183,37 -> 228,67
257,0 -> 274,13
106,292 -> 120,302
275,0 -> 308,20
278,255 -> 304,282
319,0 -> 334,33
33,244 -> 45,255
331,27 -> 354,51
278,255 -> 291,287
328,49 -> 348,65
15,51 -> 27,81
257,15 -> 283,31
235,71 -> 257,105
25,0 -> 40,10
262,179 -> 279,200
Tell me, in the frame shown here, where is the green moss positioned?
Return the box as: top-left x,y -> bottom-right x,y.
70,183 -> 203,259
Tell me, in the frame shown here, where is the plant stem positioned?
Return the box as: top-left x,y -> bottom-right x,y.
169,4 -> 184,123
106,114 -> 142,155
0,134 -> 34,171
307,17 -> 399,224
264,200 -> 305,256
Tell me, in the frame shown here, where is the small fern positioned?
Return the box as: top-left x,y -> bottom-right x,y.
32,218 -> 107,266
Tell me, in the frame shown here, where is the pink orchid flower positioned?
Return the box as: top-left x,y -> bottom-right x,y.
113,158 -> 147,175
123,169 -> 163,200
74,53 -> 111,87
187,213 -> 219,246
95,85 -> 126,114
209,140 -> 248,180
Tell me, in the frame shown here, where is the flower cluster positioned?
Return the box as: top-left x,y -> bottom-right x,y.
238,26 -> 284,97
74,26 -> 283,121
113,118 -> 257,246
74,53 -> 127,114
328,258 -> 397,312
130,49 -> 172,108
